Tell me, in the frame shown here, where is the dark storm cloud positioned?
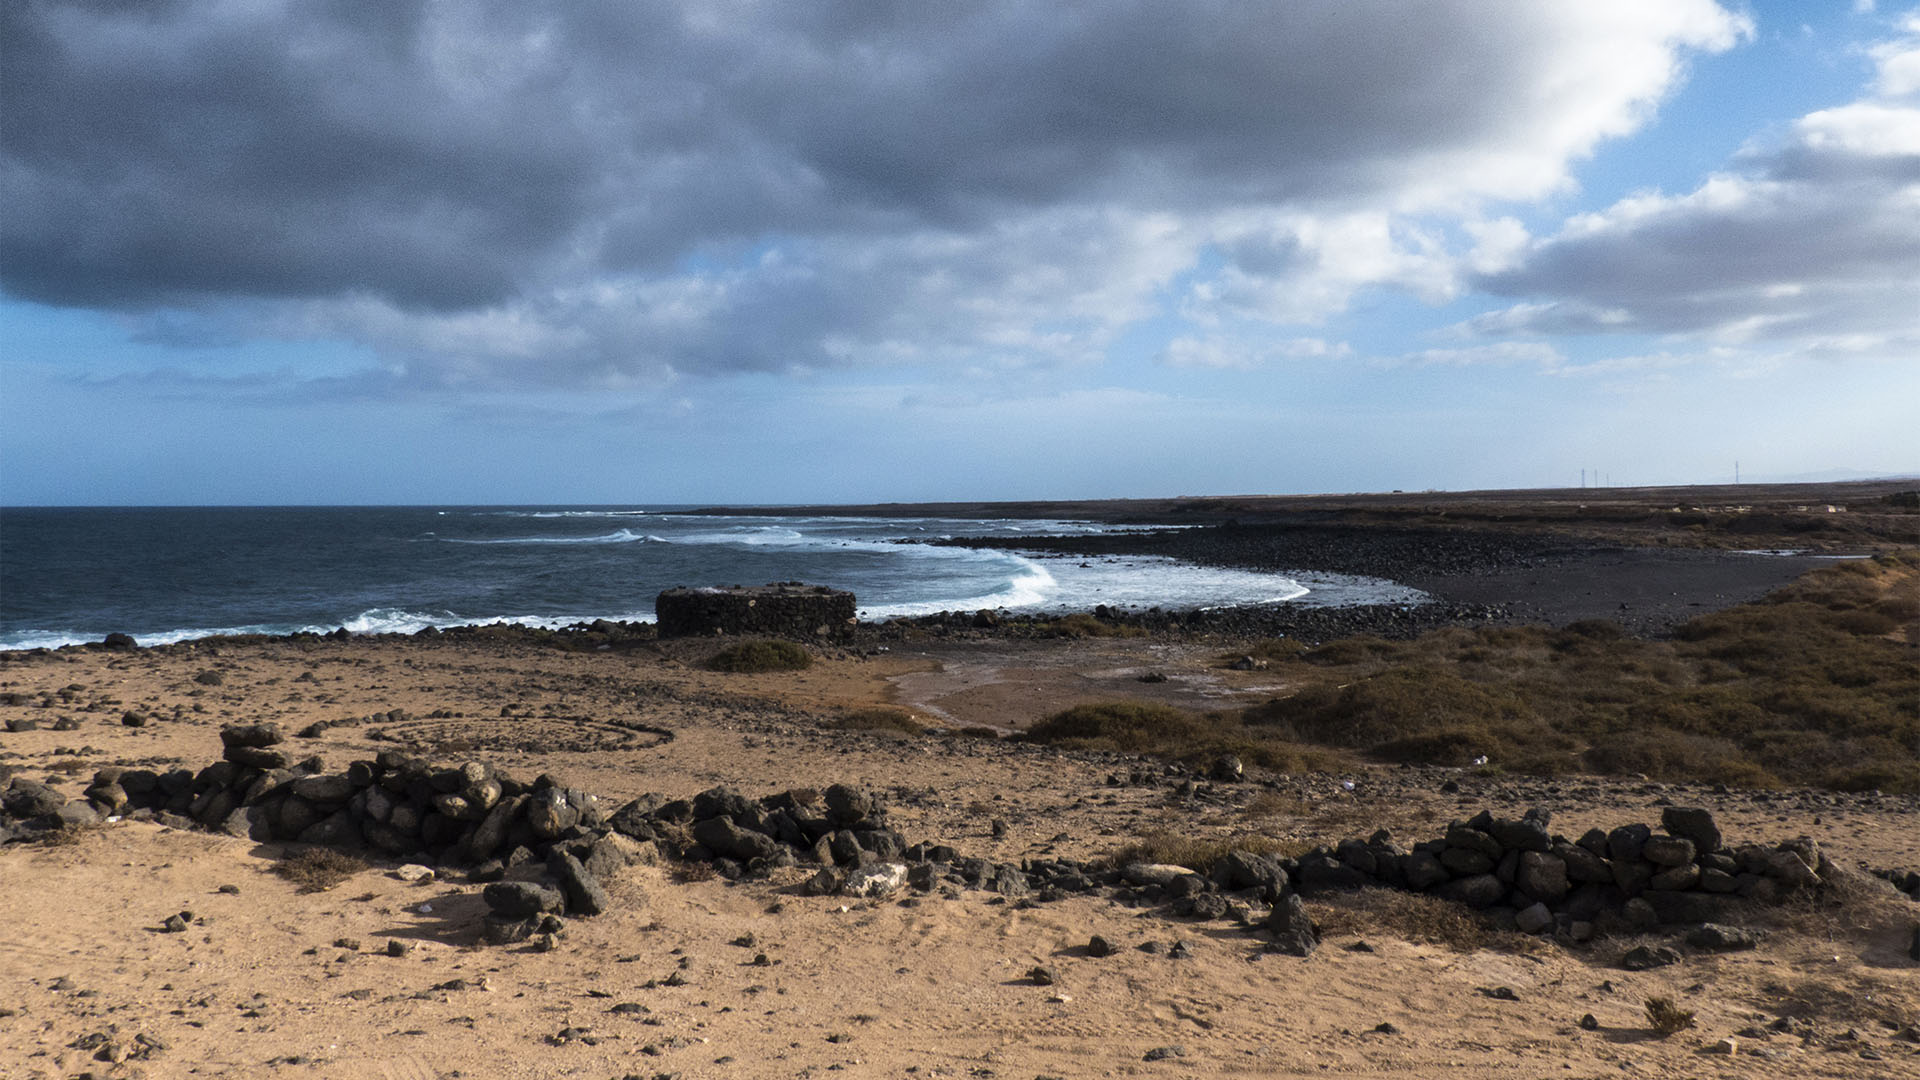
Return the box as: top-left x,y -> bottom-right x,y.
2,0 -> 599,308
1,1 -> 1744,378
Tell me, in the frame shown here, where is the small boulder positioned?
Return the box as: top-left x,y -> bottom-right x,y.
1516,852 -> 1569,903
1264,893 -> 1318,957
1607,823 -> 1651,863
1123,863 -> 1204,889
548,853 -> 611,916
219,722 -> 285,749
845,862 -> 909,898
482,881 -> 565,920
291,774 -> 355,804
1641,835 -> 1696,867
1686,924 -> 1763,952
3,777 -> 66,819
802,867 -> 845,896
223,745 -> 291,771
1621,945 -> 1681,971
53,801 -> 102,830
526,787 -> 582,838
1661,807 -> 1721,855
480,915 -> 537,946
1515,902 -> 1554,935
823,784 -> 875,825
692,816 -> 781,864
1436,873 -> 1505,909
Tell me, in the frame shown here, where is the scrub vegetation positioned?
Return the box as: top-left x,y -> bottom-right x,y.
1026,553 -> 1920,793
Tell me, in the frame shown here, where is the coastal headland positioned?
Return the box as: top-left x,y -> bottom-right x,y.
2,480 -> 1916,1077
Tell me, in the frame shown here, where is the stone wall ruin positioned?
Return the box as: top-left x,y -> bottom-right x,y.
655,582 -> 857,641
5,724 -> 1917,956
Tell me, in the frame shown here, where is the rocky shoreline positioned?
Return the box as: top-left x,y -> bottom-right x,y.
923,522 -> 1835,639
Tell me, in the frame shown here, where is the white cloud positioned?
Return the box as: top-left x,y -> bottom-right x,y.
1159,335 -> 1352,370
1467,15 -> 1920,362
1375,342 -> 1567,369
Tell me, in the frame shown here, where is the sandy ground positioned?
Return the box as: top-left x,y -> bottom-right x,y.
3,634 -> 1918,1079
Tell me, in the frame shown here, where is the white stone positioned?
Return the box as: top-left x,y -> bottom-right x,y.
843,862 -> 909,898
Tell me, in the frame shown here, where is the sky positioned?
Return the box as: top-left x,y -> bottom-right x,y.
2,0 -> 1916,506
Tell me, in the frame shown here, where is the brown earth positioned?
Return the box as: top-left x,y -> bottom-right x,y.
3,627 -> 1918,1079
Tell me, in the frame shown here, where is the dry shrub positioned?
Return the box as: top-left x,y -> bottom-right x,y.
1757,865 -> 1919,953
1025,702 -> 1214,754
1643,997 -> 1696,1037
826,707 -> 925,735
1311,888 -> 1548,955
1238,553 -> 1920,794
1300,635 -> 1405,666
1230,639 -> 1308,664
704,640 -> 812,673
37,822 -> 108,848
1042,613 -> 1145,638
1245,668 -> 1538,747
1023,700 -> 1347,773
273,848 -> 368,893
1582,730 -> 1782,790
674,861 -> 717,883
1227,739 -> 1348,774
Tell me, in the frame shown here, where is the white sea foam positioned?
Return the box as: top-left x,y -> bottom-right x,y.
860,557 -> 1061,617
442,528 -> 661,545
855,555 -> 1424,618
502,510 -> 661,519
0,606 -> 664,651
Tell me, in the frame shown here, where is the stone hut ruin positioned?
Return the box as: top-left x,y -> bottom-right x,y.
655,583 -> 856,641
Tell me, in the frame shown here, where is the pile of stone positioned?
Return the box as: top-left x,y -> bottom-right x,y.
1264,806 -> 1839,945
605,781 -> 1086,901
0,725 -> 653,945
3,735 -> 1901,955
594,785 -> 1865,953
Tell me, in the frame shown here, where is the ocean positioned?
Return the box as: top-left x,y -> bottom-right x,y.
0,506 -> 1428,650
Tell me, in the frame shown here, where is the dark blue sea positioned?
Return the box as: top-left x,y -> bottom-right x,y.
0,507 -> 1426,649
